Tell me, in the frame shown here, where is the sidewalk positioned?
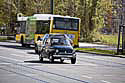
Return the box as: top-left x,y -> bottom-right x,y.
78,42 -> 125,58
79,42 -> 117,50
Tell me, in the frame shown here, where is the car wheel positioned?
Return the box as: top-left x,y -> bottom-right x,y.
60,59 -> 64,63
35,49 -> 38,54
39,52 -> 43,62
25,44 -> 30,47
71,57 -> 76,64
35,44 -> 38,54
49,55 -> 54,63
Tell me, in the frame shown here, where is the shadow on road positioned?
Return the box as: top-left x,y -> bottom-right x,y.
0,44 -> 34,50
27,52 -> 36,55
24,60 -> 69,64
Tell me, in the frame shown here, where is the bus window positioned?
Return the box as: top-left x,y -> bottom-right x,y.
20,21 -> 26,33
27,20 -> 36,34
36,21 -> 50,34
17,21 -> 26,33
71,19 -> 79,30
54,17 -> 79,31
65,21 -> 71,29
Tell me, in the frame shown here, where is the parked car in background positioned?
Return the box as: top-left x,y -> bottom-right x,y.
36,34 -> 76,64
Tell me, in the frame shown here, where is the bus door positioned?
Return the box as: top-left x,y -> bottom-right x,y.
35,20 -> 50,43
25,18 -> 36,45
16,21 -> 26,42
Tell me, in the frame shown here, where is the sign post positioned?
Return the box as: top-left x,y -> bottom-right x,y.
122,25 -> 125,54
50,0 -> 54,14
117,25 -> 125,55
117,25 -> 122,54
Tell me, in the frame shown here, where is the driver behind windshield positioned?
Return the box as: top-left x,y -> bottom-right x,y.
51,38 -> 71,46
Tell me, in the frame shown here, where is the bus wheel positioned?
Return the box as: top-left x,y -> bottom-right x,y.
60,59 -> 64,63
21,36 -> 25,47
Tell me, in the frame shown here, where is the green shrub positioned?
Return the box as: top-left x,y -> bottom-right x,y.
100,34 -> 122,46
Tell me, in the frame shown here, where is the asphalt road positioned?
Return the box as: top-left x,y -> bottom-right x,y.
0,41 -> 125,83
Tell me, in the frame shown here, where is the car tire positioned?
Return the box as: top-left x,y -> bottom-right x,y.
49,55 -> 54,63
35,50 -> 38,54
71,57 -> 76,64
25,44 -> 30,47
39,52 -> 43,62
35,44 -> 38,54
60,59 -> 64,63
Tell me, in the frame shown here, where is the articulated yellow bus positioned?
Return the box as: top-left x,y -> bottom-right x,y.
16,14 -> 80,47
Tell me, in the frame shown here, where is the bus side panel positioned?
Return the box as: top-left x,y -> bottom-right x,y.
66,30 -> 79,46
16,34 -> 21,42
16,34 -> 25,43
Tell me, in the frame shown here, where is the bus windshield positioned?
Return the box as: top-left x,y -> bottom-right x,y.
17,21 -> 26,33
53,17 -> 79,31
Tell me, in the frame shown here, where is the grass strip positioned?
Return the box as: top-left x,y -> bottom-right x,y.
0,37 -> 7,42
75,48 -> 116,55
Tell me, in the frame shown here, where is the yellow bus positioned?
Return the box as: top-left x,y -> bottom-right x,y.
16,14 -> 80,48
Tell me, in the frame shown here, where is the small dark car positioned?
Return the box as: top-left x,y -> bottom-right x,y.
38,34 -> 76,64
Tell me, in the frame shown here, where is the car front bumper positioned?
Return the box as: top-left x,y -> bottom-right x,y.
53,54 -> 76,58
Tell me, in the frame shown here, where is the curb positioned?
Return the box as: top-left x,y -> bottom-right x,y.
76,50 -> 125,58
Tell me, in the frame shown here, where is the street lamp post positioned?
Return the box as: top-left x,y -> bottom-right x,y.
50,0 -> 54,14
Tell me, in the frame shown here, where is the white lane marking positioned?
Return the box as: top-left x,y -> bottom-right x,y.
11,54 -> 37,58
78,55 -> 125,65
101,80 -> 111,83
0,63 -> 11,65
19,63 -> 39,65
0,56 -> 22,62
82,75 -> 92,79
84,63 -> 98,66
10,54 -> 28,58
11,54 -> 23,57
77,60 -> 98,66
0,62 -> 40,66
104,75 -> 113,77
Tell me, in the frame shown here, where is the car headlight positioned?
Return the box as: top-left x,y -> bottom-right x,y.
72,50 -> 76,54
56,49 -> 59,53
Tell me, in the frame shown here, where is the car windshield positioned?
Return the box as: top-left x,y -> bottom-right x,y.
51,38 -> 71,46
